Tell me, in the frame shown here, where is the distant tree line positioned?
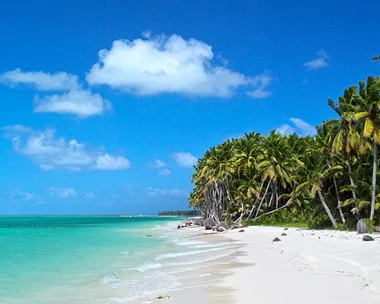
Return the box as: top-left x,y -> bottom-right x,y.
158,210 -> 200,216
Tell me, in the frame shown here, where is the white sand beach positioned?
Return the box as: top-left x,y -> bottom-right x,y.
156,226 -> 380,304
221,227 -> 380,304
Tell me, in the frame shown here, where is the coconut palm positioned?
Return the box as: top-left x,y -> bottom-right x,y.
354,76 -> 380,220
328,86 -> 362,205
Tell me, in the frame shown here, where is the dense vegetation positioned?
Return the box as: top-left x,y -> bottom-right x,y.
189,76 -> 380,229
158,210 -> 200,216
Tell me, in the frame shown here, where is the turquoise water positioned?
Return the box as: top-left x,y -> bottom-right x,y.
0,216 -> 184,304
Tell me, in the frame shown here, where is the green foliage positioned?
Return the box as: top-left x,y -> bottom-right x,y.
158,210 -> 199,216
362,218 -> 375,233
190,76 -> 380,228
244,208 -> 309,228
225,217 -> 234,226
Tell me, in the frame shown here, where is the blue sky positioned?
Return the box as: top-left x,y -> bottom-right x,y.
0,0 -> 379,214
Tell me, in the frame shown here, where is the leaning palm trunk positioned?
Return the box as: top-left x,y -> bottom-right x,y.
317,189 -> 338,228
327,160 -> 345,223
370,142 -> 377,220
255,180 -> 271,218
346,152 -> 358,205
252,203 -> 287,221
247,179 -> 265,220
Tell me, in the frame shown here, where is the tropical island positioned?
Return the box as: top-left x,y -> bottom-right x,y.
189,74 -> 380,232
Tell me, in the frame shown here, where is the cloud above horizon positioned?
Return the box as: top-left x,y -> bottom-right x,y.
86,34 -> 272,98
277,117 -> 316,136
2,126 -> 131,171
34,89 -> 111,118
1,69 -> 110,117
48,187 -> 96,199
0,69 -> 80,91
158,168 -> 171,176
303,50 -> 330,70
153,159 -> 167,168
147,187 -> 189,198
172,152 -> 198,168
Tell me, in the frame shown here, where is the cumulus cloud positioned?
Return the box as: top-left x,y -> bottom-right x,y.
0,69 -> 80,91
86,34 -> 272,98
34,89 -> 111,118
289,118 -> 316,136
159,168 -> 171,176
147,187 -> 189,198
153,159 -> 167,168
93,154 -> 131,170
303,50 -> 330,70
2,126 -> 131,171
9,189 -> 41,201
48,187 -> 77,198
277,118 -> 316,136
172,152 -> 198,168
48,187 -> 97,200
246,74 -> 273,99
2,124 -> 33,135
276,124 -> 296,135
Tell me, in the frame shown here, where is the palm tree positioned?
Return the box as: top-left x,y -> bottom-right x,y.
354,76 -> 380,220
328,87 -> 362,206
295,141 -> 339,228
317,122 -> 346,223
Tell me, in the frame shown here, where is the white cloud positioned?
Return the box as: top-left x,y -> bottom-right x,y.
9,189 -> 40,201
86,34 -> 272,98
289,118 -> 316,136
159,168 -> 171,176
246,74 -> 273,99
48,187 -> 97,200
276,124 -> 296,135
277,118 -> 316,136
147,187 -> 189,198
2,124 -> 32,135
2,126 -> 131,171
93,154 -> 131,170
48,187 -> 77,198
153,159 -> 167,168
0,69 -> 80,91
34,89 -> 111,118
172,152 -> 198,168
303,50 -> 329,70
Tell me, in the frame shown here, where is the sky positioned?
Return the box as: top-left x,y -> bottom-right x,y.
0,0 -> 379,214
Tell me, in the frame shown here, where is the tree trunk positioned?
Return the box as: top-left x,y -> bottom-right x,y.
370,142 -> 377,220
255,180 -> 271,218
253,203 -> 288,221
317,189 -> 338,228
346,152 -> 358,206
327,160 -> 345,223
247,179 -> 265,220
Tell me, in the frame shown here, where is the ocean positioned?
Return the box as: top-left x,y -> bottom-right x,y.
0,216 -> 234,303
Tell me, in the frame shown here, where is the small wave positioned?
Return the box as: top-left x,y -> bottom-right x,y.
131,262 -> 163,273
155,246 -> 233,260
170,239 -> 207,246
120,251 -> 129,255
168,250 -> 235,266
102,272 -> 120,284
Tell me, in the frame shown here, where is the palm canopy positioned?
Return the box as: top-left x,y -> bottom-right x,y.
190,75 -> 380,227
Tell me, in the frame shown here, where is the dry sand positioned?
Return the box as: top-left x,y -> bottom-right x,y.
148,226 -> 380,304
221,226 -> 380,304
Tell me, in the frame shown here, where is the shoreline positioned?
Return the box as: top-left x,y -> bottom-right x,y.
155,224 -> 380,304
